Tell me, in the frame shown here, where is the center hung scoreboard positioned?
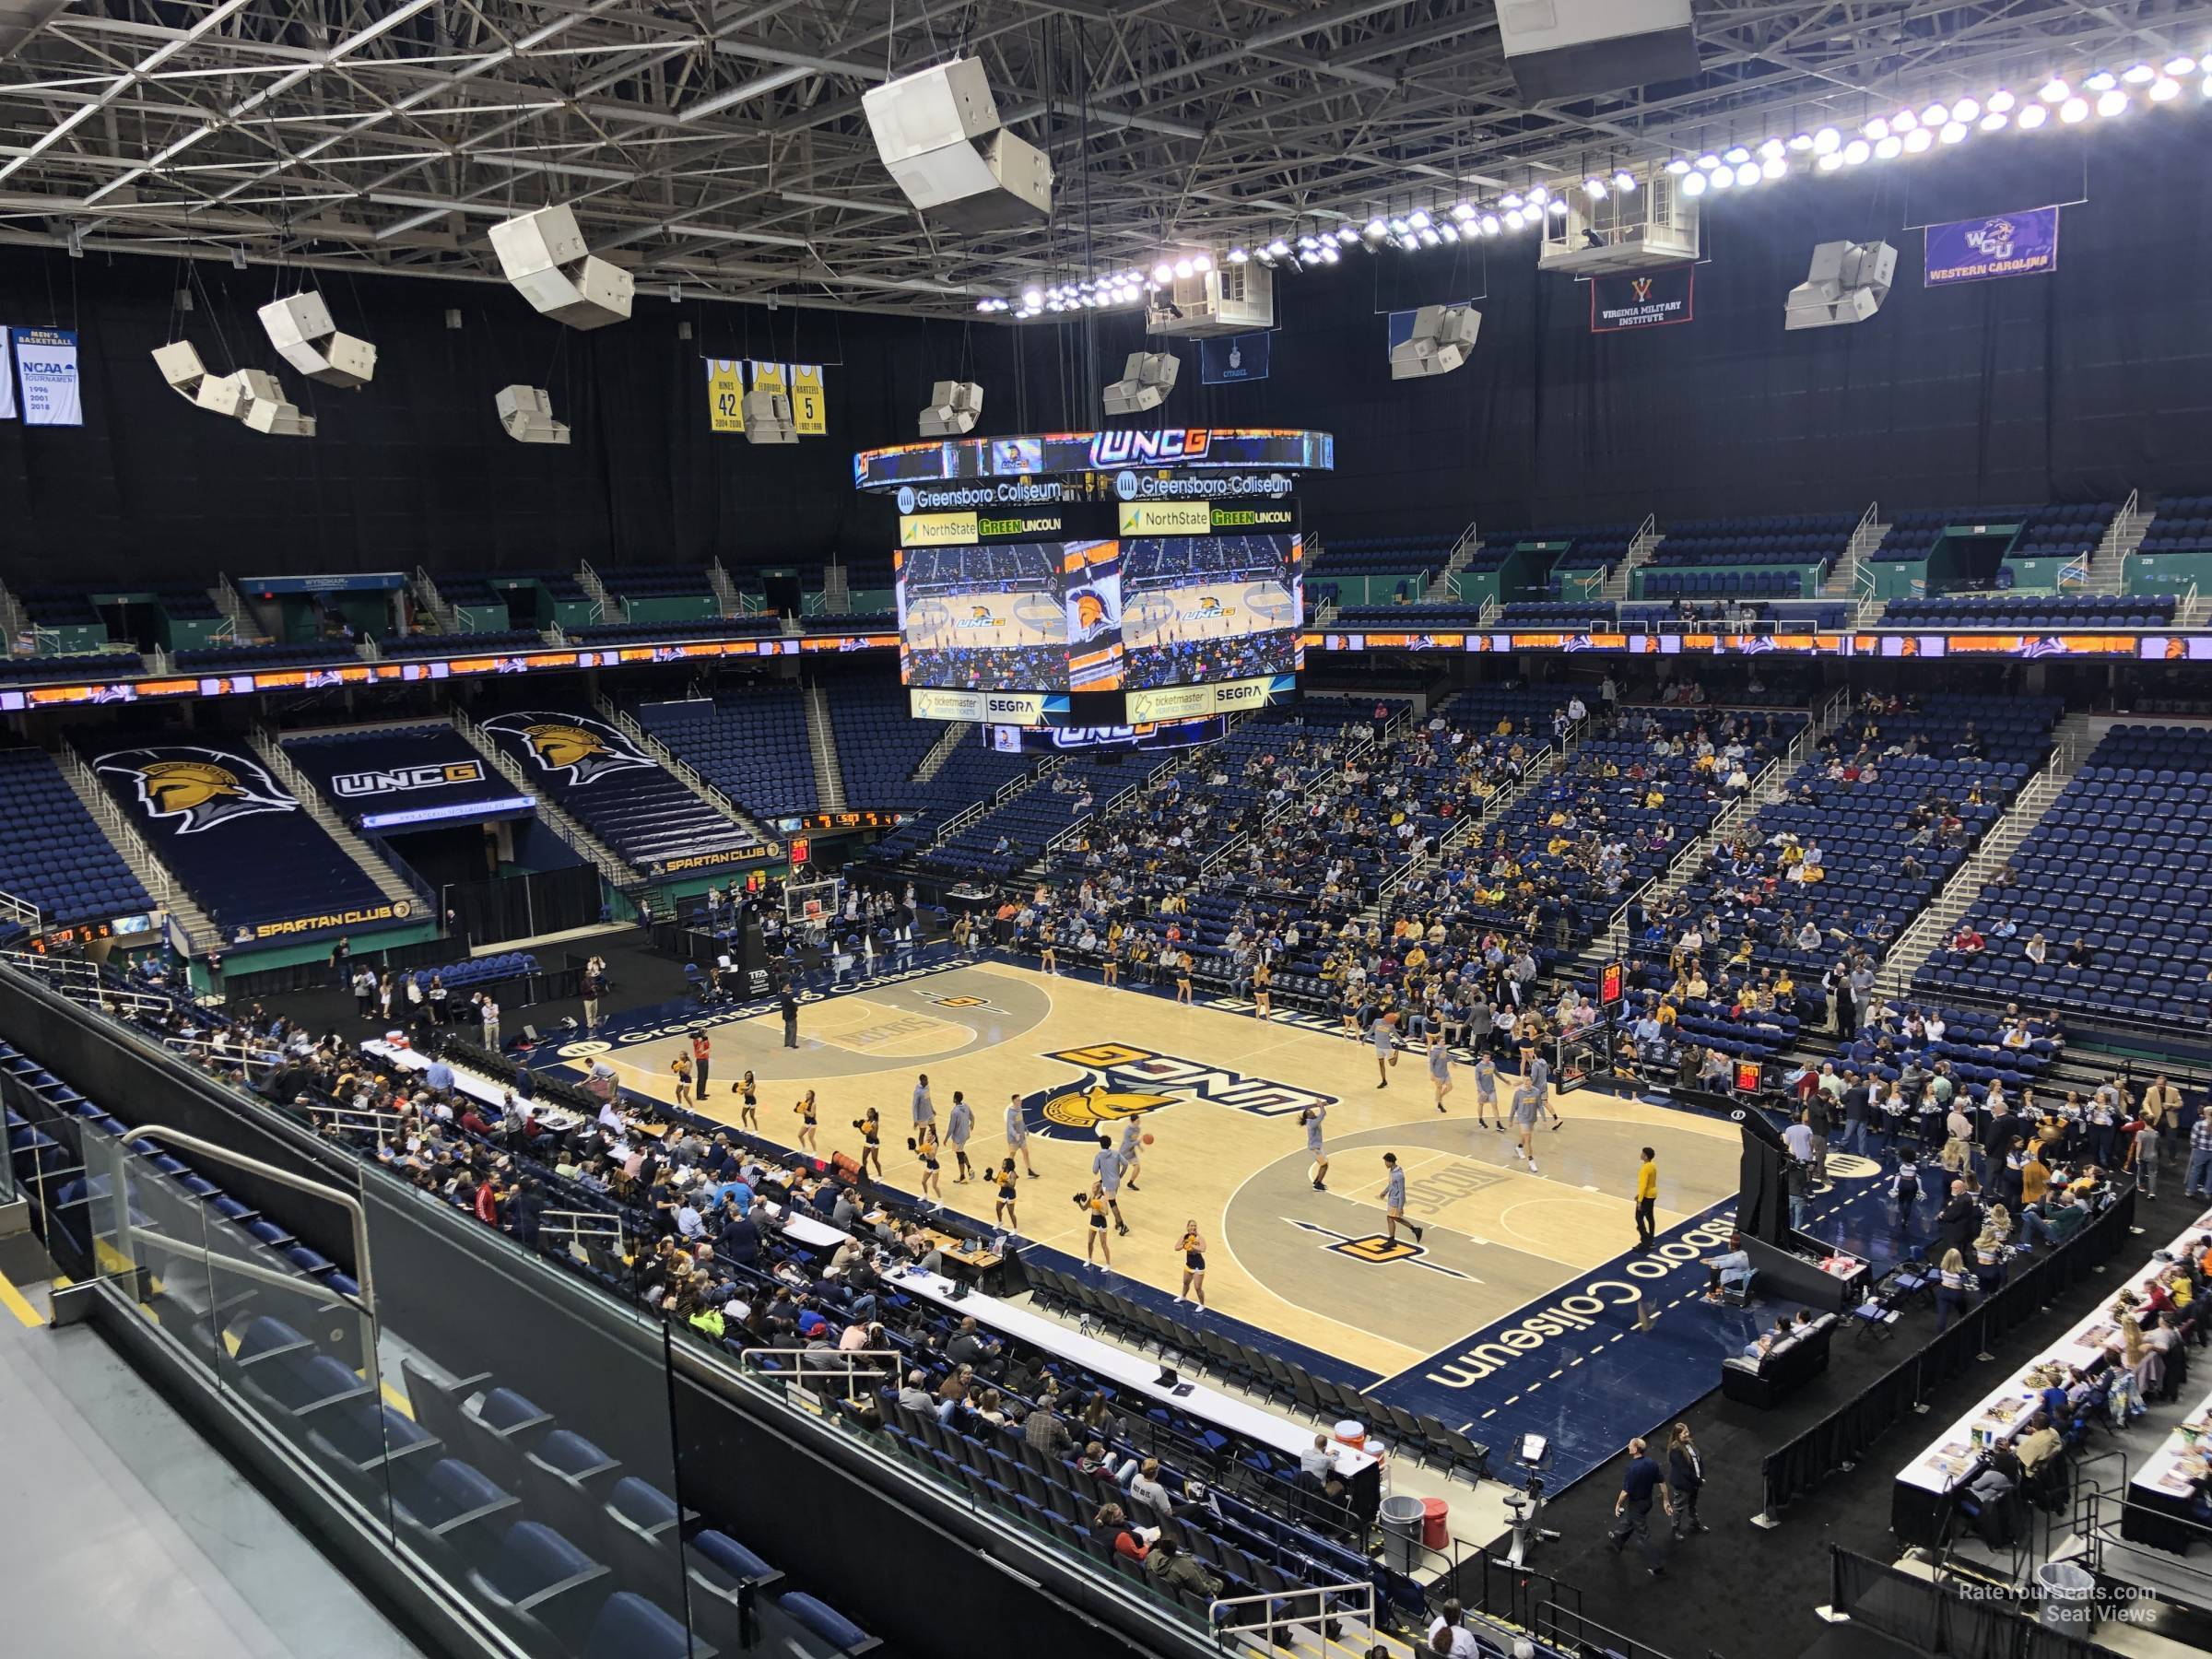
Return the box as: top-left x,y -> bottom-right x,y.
855,426 -> 1332,727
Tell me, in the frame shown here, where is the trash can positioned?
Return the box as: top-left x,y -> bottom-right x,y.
1420,1497 -> 1450,1550
2035,1562 -> 2095,1631
1379,1494 -> 1426,1573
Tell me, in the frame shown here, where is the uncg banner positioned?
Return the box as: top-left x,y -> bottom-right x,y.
1589,267 -> 1694,333
13,326 -> 81,424
1199,332 -> 1269,384
1924,205 -> 2059,287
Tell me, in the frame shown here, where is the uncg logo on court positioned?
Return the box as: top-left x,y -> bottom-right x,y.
1020,1042 -> 1335,1141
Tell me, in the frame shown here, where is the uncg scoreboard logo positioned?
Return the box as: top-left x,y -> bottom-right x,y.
1019,1042 -> 1335,1141
1088,428 -> 1212,470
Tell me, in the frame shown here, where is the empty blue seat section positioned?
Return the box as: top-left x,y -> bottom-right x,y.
0,747 -> 155,924
0,652 -> 145,685
633,687 -> 818,819
566,615 -> 782,644
2138,493 -> 2212,558
376,629 -> 545,658
1880,593 -> 2174,629
282,724 -> 525,825
824,677 -> 942,809
1912,723 -> 2212,1028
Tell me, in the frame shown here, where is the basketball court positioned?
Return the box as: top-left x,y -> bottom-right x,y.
899,589 -> 1066,654
1121,578 -> 1299,652
542,958 -> 1745,1379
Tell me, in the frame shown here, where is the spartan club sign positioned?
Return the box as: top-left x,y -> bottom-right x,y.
1590,266 -> 1694,333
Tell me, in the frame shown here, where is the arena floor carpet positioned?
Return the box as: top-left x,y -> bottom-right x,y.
538,957 -> 1886,1488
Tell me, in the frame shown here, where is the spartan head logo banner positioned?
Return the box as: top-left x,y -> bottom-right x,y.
481,712 -> 655,787
94,746 -> 298,834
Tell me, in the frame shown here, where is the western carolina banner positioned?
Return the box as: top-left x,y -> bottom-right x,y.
1199,331 -> 1270,384
0,327 -> 15,420
1590,267 -> 1694,332
13,326 -> 82,424
1924,206 -> 2060,287
705,358 -> 745,432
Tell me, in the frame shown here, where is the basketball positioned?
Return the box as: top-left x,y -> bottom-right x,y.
1142,1133 -> 1155,1146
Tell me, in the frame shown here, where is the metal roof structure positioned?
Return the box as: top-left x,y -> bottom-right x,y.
0,0 -> 2198,317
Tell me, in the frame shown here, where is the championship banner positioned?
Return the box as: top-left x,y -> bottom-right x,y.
791,363 -> 827,434
0,327 -> 15,419
1924,206 -> 2059,287
1589,267 -> 1694,332
14,326 -> 82,425
706,359 -> 746,432
1199,331 -> 1269,384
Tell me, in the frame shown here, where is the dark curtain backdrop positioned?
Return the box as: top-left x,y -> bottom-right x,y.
2,112 -> 2207,583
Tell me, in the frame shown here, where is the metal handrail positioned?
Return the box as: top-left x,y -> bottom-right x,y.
739,1346 -> 900,1398
1206,1581 -> 1374,1653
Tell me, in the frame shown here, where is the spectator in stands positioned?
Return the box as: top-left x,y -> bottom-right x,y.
1144,1535 -> 1221,1601
1024,1395 -> 1074,1459
1700,1234 -> 1754,1302
1093,1502 -> 1153,1562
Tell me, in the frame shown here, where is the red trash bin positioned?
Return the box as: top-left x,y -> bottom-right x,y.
1420,1496 -> 1449,1549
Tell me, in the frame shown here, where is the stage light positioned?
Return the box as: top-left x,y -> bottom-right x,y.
256,291 -> 375,390
1812,126 -> 1841,153
1762,155 -> 1787,180
1615,171 -> 1638,193
2150,76 -> 2181,101
919,379 -> 983,436
1171,258 -> 1193,279
1940,120 -> 1969,143
1735,160 -> 1759,185
2039,77 -> 2070,102
1694,152 -> 1721,171
1227,247 -> 1249,264
1364,218 -> 1387,239
1815,152 -> 1842,172
2122,63 -> 2154,84
1759,138 -> 1786,160
1436,226 -> 1456,244
1021,287 -> 1043,308
1666,157 -> 1691,174
1787,132 -> 1815,151
1875,135 -> 1904,159
1504,207 -> 1526,229
1863,118 -> 1888,146
488,204 -> 634,330
1480,214 -> 1500,234
1724,145 -> 1751,164
1500,194 -> 1524,210
1785,239 -> 1897,330
1046,298 -> 1065,312
1904,126 -> 1934,152
1680,171 -> 1708,195
1952,97 -> 1982,122
1298,250 -> 1320,265
1892,108 -> 1918,131
2085,70 -> 2116,91
1408,209 -> 1431,229
1324,241 -> 1345,260
1583,176 -> 1606,199
496,384 -> 569,444
1449,202 -> 1476,222
2018,102 -> 2048,128
2167,54 -> 2200,76
1710,165 -> 1734,188
1843,138 -> 1872,164
1919,101 -> 1948,125
1296,235 -> 1318,252
1193,253 -> 1214,273
1253,250 -> 1275,268
1388,302 -> 1479,380
2096,89 -> 2128,116
1980,111 -> 2009,131
2060,97 -> 2088,123
1265,239 -> 1291,258
1101,350 -> 1179,416
1527,185 -> 1550,205
1418,226 -> 1441,245
2204,74 -> 2212,99
1547,198 -> 1567,216
1987,89 -> 2017,113
1387,217 -> 1409,235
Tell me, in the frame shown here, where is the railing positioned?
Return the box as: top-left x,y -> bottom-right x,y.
591,693 -> 770,841
577,559 -> 619,619
708,558 -> 744,617
2098,487 -> 2142,594
450,705 -> 641,891
1477,592 -> 1500,627
0,886 -> 41,935
1206,1582 -> 1374,1655
57,746 -> 190,923
912,720 -> 971,783
737,1347 -> 900,1400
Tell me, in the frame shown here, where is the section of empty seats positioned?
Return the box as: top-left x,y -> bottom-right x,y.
1668,695 -> 2060,978
1878,594 -> 2175,629
376,629 -> 547,658
13,584 -> 104,629
1637,512 -> 1857,601
2138,495 -> 2212,557
1618,602 -> 1852,631
0,747 -> 154,923
0,651 -> 145,684
282,724 -> 533,826
477,707 -> 763,870
1913,724 -> 2212,1026
631,688 -> 818,819
1541,523 -> 1641,583
77,734 -> 395,940
865,739 -> 1040,860
564,616 -> 780,643
594,564 -> 716,606
174,640 -> 361,673
822,677 -> 943,808
145,582 -> 225,620
1335,603 -> 1491,629
1497,602 -> 1617,629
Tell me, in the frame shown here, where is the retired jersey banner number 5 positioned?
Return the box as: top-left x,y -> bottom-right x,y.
1590,267 -> 1693,333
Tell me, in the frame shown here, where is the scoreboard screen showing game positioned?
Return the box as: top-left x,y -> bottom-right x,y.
1119,533 -> 1303,692
896,539 -> 1126,694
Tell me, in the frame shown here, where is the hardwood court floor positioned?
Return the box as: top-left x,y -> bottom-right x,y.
559,962 -> 1743,1376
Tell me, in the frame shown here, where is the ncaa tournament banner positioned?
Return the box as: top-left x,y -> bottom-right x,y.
1924,206 -> 2059,287
13,326 -> 82,425
1199,332 -> 1270,384
0,327 -> 15,419
1589,267 -> 1694,332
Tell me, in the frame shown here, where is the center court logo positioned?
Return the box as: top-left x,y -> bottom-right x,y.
481,712 -> 654,787
1020,1041 -> 1335,1140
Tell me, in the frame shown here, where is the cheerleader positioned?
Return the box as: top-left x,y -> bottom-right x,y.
671,1052 -> 693,1107
853,1104 -> 878,1175
1178,1220 -> 1208,1308
794,1088 -> 818,1153
914,1121 -> 943,1200
994,1159 -> 1020,1230
735,1069 -> 759,1130
1251,959 -> 1271,1020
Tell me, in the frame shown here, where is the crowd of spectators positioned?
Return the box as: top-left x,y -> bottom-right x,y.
1120,629 -> 1298,690
902,642 -> 1067,692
